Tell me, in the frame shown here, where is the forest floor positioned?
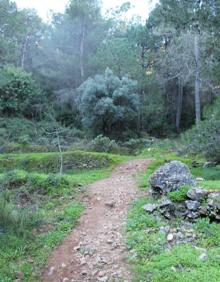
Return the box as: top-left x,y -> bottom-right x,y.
42,159 -> 150,282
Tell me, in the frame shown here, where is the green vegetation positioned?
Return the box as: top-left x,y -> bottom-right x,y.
168,186 -> 191,202
0,150 -> 126,282
0,150 -> 122,173
127,146 -> 220,282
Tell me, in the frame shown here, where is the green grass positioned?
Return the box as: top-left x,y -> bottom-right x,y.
0,151 -> 126,282
200,180 -> 220,191
0,150 -> 126,173
127,145 -> 220,282
168,185 -> 191,202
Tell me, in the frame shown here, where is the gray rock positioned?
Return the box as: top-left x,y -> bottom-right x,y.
186,211 -> 199,219
167,233 -> 174,242
149,161 -> 196,194
187,188 -> 208,201
143,204 -> 158,213
203,161 -> 216,168
207,193 -> 220,210
199,206 -> 208,215
199,253 -> 208,262
159,226 -> 170,234
185,200 -> 200,211
159,198 -> 173,208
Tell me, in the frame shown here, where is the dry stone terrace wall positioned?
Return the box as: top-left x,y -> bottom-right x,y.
0,151 -> 115,173
145,161 -> 220,222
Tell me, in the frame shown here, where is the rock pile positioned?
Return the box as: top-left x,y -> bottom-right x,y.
149,161 -> 196,195
146,161 -> 220,222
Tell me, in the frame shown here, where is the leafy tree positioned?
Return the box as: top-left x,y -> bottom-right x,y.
77,68 -> 139,139
0,65 -> 45,118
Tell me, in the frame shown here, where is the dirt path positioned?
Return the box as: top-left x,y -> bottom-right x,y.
42,159 -> 150,282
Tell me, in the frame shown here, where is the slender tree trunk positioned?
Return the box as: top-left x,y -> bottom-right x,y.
176,77 -> 183,132
80,23 -> 85,82
194,34 -> 201,125
21,35 -> 29,69
56,129 -> 63,175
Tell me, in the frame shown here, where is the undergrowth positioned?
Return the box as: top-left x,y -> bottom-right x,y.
0,151 -> 126,282
128,144 -> 220,282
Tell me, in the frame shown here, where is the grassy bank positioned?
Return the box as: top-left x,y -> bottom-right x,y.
127,146 -> 220,282
0,151 -> 127,282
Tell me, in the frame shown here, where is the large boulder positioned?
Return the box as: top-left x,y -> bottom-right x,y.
149,161 -> 196,195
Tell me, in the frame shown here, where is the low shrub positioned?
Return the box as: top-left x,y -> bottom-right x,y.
181,97 -> 220,163
88,135 -> 119,153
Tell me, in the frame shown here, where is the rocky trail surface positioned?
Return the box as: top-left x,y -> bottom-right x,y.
43,159 -> 150,282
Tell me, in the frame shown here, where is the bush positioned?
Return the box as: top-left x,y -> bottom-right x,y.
77,68 -> 139,138
0,65 -> 46,118
121,138 -> 153,154
88,135 -> 119,153
181,97 -> 220,163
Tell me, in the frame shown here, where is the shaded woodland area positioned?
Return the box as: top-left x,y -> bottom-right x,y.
0,0 -> 219,154
1,1 -> 220,281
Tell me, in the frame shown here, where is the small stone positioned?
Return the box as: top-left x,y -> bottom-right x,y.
81,270 -> 88,276
199,206 -> 207,215
97,276 -> 108,282
15,272 -> 24,279
143,204 -> 158,213
159,226 -> 170,234
80,258 -> 86,265
167,233 -> 174,242
187,188 -> 208,201
171,266 -> 177,272
92,269 -> 99,276
203,161 -> 216,168
105,201 -> 115,208
62,278 -> 69,282
159,199 -> 173,208
48,266 -> 55,276
199,253 -> 208,262
185,200 -> 200,211
107,239 -> 113,244
99,271 -> 107,277
73,245 -> 81,252
196,177 -> 204,182
187,211 -> 199,219
61,263 -> 67,268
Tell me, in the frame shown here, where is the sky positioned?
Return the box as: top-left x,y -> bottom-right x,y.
15,0 -> 158,21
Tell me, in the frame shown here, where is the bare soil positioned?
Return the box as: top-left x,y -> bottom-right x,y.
42,159 -> 150,282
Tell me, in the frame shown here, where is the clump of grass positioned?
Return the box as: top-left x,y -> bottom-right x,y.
0,196 -> 40,236
168,185 -> 191,202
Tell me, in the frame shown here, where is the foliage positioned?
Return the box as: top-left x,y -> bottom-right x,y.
88,135 -> 119,153
0,65 -> 45,118
0,195 -> 40,236
0,151 -> 119,173
77,68 -> 140,138
127,147 -> 220,282
168,185 -> 191,202
181,97 -> 220,163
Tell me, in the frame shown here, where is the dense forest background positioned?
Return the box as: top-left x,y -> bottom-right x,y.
0,0 -> 220,161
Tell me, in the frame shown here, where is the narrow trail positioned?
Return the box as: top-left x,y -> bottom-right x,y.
43,159 -> 150,282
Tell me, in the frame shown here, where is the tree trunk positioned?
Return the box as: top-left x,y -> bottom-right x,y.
21,35 -> 29,69
176,77 -> 183,132
80,23 -> 85,82
56,129 -> 63,175
194,34 -> 201,125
